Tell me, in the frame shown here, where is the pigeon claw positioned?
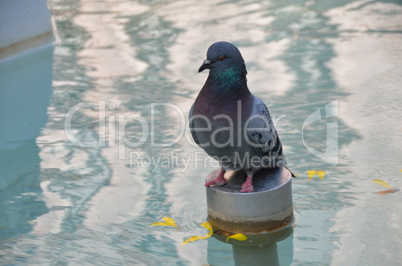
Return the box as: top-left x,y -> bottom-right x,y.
205,179 -> 227,187
240,175 -> 254,193
205,170 -> 227,187
240,184 -> 253,193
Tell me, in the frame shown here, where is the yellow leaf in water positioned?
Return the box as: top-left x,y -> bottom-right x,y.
179,222 -> 213,247
150,217 -> 178,229
307,170 -> 316,180
373,179 -> 391,189
316,171 -> 325,180
226,233 -> 247,243
162,217 -> 178,229
200,221 -> 213,237
179,235 -> 205,247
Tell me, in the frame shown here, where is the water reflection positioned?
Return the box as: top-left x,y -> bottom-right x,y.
1,0 -> 401,264
0,46 -> 53,239
208,226 -> 294,266
161,0 -> 361,264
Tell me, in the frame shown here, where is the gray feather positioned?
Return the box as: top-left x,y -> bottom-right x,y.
247,96 -> 285,167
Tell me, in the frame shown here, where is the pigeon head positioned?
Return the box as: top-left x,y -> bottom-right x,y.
198,42 -> 247,83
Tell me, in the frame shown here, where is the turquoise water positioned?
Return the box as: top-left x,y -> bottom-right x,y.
1,0 -> 402,264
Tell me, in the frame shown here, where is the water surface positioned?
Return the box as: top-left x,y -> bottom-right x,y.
1,0 -> 402,264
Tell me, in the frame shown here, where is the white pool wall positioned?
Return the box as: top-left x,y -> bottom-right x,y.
0,0 -> 55,61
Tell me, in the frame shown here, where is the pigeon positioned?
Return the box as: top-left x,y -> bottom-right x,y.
189,41 -> 289,193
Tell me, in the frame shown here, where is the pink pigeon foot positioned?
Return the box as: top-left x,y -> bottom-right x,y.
205,170 -> 227,187
240,175 -> 254,193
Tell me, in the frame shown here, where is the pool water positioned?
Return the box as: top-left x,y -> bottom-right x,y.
1,0 -> 402,264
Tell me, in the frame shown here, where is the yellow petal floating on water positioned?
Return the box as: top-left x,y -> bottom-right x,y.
373,179 -> 391,189
179,235 -> 206,247
307,170 -> 316,180
226,233 -> 247,243
316,171 -> 326,180
200,221 -> 213,237
180,221 -> 213,247
150,217 -> 178,229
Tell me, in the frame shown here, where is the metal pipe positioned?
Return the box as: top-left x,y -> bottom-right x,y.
206,167 -> 295,264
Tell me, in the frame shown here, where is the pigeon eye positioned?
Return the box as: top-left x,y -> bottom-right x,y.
219,55 -> 225,60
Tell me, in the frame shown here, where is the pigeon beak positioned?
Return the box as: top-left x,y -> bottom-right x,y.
198,59 -> 211,73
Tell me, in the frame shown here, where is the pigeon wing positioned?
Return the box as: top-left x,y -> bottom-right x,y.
246,96 -> 285,166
